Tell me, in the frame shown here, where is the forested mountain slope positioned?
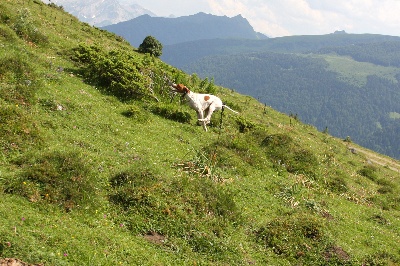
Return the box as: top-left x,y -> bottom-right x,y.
0,1 -> 399,265
161,33 -> 400,67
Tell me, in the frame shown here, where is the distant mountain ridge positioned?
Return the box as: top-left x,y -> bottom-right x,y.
42,0 -> 155,26
102,12 -> 268,47
162,33 -> 400,68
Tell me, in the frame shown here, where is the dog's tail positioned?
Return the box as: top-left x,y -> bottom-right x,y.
222,104 -> 239,114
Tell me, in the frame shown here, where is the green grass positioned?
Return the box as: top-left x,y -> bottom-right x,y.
321,54 -> 400,86
1,1 -> 400,265
389,112 -> 400,119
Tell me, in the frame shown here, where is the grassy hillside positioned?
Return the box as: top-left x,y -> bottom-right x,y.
1,1 -> 400,265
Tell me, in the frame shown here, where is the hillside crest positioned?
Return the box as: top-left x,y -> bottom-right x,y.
102,12 -> 268,46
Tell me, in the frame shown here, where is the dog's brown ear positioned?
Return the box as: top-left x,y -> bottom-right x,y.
174,84 -> 185,93
183,86 -> 190,93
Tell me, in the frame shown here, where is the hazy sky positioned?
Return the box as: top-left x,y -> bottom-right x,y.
124,0 -> 400,37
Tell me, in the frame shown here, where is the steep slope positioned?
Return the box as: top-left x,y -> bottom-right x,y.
102,12 -> 268,47
0,1 -> 399,265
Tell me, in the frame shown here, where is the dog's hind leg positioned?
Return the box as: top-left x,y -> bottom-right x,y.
199,104 -> 216,125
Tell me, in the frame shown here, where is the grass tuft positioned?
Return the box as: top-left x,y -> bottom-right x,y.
5,151 -> 99,212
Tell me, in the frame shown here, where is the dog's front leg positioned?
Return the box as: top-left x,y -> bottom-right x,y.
196,110 -> 207,131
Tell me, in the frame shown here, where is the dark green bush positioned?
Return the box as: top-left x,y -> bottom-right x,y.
0,103 -> 42,155
0,55 -> 40,105
72,43 -> 149,101
186,230 -> 241,261
109,167 -> 159,211
138,36 -> 163,57
377,186 -> 393,194
261,134 -> 319,178
5,151 -> 97,211
370,194 -> 400,211
0,24 -> 17,41
362,252 -> 399,266
262,133 -> 293,149
0,52 -> 43,156
199,77 -> 216,94
149,104 -> 192,123
326,176 -> 348,193
108,164 -> 242,259
376,178 -> 395,194
358,165 -> 378,181
109,169 -> 241,228
121,104 -> 151,122
235,116 -> 257,133
47,2 -> 64,10
255,213 -> 349,264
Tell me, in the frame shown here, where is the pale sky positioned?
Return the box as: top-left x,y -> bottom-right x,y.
122,0 -> 400,37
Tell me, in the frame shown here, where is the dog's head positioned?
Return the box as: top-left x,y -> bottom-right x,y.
171,83 -> 190,94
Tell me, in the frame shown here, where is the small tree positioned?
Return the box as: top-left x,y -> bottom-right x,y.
138,36 -> 163,57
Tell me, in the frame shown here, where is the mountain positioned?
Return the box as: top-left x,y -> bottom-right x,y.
1,1 -> 400,265
161,34 -> 400,159
101,12 -> 268,47
161,33 -> 400,68
42,0 -> 155,26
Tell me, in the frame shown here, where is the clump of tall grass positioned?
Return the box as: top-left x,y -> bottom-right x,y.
261,133 -> 319,178
108,160 -> 243,261
12,8 -> 49,45
5,151 -> 99,212
255,213 -> 350,264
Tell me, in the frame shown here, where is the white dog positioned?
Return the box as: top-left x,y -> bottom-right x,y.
171,83 -> 238,131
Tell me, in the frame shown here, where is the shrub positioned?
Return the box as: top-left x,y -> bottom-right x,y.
370,194 -> 400,211
0,54 -> 40,105
362,252 -> 399,265
121,104 -> 151,123
12,8 -> 48,45
138,36 -> 163,57
357,165 -> 378,182
109,168 -> 241,229
108,167 -> 159,211
0,24 -> 17,41
187,230 -> 240,261
261,134 -> 319,178
198,77 -> 217,94
108,164 -> 242,259
149,104 -> 192,123
47,2 -> 64,10
235,116 -> 257,133
5,151 -> 97,211
72,43 -> 149,101
326,176 -> 348,193
255,213 -> 349,264
0,102 -> 42,155
377,185 -> 393,194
